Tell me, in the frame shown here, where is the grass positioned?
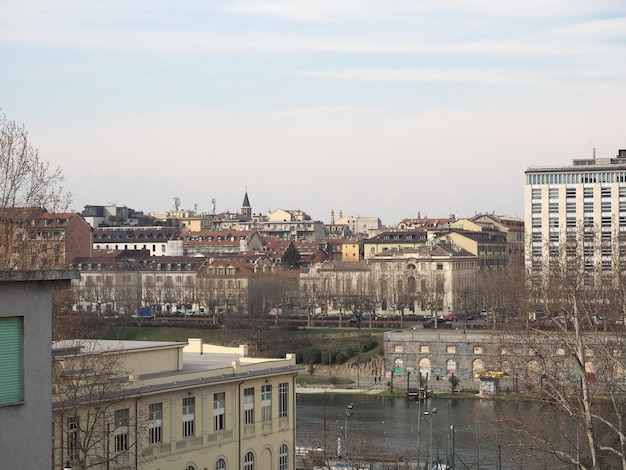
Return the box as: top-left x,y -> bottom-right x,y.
90,324 -> 385,364
296,374 -> 355,386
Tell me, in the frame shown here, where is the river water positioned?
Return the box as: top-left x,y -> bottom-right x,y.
296,393 -> 571,469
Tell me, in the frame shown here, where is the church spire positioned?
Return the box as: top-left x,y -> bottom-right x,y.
241,189 -> 251,219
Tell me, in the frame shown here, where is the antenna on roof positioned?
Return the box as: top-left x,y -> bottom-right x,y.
211,199 -> 216,215
174,197 -> 180,211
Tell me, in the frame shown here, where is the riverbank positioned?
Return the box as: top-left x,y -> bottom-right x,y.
296,372 -> 481,397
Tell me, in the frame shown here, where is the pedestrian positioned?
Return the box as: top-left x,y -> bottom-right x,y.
374,376 -> 377,384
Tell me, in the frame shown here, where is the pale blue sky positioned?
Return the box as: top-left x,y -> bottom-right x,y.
1,1 -> 625,225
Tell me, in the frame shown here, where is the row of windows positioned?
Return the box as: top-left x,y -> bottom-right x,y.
533,186 -> 626,199
527,172 -> 626,185
97,243 -> 167,253
396,343 -> 603,357
532,216 -> 626,228
65,386 -> 291,468
533,201 -> 625,213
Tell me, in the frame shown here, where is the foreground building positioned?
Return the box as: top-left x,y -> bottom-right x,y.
52,338 -> 299,470
0,270 -> 76,469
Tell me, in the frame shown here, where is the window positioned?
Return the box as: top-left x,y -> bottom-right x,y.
279,444 -> 289,470
182,397 -> 195,437
446,346 -> 456,354
244,388 -> 254,425
532,203 -> 541,214
394,345 -> 404,353
602,187 -> 612,198
243,451 -> 255,470
149,403 -> 162,444
279,382 -> 288,418
261,385 -> 272,422
215,458 -> 226,470
420,345 -> 430,353
566,202 -> 576,213
473,346 -> 483,354
0,316 -> 23,404
213,392 -> 225,431
114,408 -> 129,453
549,188 -> 558,199
67,417 -> 78,461
566,187 -> 576,198
549,203 -> 558,213
532,188 -> 541,199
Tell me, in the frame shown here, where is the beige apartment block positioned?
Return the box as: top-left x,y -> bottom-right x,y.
52,338 -> 299,470
525,149 -> 626,275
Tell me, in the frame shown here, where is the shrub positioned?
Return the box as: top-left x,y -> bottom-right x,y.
335,352 -> 348,364
302,348 -> 322,364
359,338 -> 378,352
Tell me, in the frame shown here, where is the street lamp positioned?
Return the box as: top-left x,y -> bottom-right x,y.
345,403 -> 354,458
450,425 -> 456,469
424,406 -> 439,470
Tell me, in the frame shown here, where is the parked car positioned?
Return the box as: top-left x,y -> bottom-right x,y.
445,314 -> 458,322
346,317 -> 359,326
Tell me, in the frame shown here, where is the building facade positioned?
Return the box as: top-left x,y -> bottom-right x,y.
525,149 -> 626,275
52,338 -> 299,470
93,227 -> 183,257
0,270 -> 76,469
300,241 -> 477,317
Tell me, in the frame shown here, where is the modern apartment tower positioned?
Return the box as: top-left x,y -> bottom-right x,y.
525,148 -> 626,275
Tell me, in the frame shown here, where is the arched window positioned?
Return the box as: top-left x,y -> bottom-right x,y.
185,465 -> 196,470
279,444 -> 289,470
215,458 -> 226,470
243,451 -> 255,470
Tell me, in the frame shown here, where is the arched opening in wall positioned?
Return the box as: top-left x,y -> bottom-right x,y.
585,361 -> 596,383
393,358 -> 404,377
526,360 -> 541,387
500,360 -> 511,375
472,359 -> 485,380
261,446 -> 272,469
446,359 -> 457,376
419,357 -> 431,380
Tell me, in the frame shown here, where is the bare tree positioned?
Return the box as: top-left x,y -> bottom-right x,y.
52,340 -> 143,470
244,272 -> 294,353
495,226 -> 626,469
0,112 -> 71,269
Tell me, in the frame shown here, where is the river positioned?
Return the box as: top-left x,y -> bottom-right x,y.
296,393 -> 573,469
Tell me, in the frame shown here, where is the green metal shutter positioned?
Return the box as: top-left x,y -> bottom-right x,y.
0,316 -> 23,404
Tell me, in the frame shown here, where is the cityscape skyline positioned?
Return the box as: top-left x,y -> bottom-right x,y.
2,1 -> 625,225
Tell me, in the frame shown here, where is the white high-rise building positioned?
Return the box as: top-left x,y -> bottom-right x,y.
525,148 -> 626,275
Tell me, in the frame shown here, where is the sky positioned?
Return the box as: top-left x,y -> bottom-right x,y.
1,1 -> 626,227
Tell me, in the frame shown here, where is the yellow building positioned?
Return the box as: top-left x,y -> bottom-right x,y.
52,338 -> 298,470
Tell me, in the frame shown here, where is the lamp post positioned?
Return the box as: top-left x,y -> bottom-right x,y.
417,387 -> 422,464
424,406 -> 439,470
345,403 -> 354,458
450,425 -> 456,469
